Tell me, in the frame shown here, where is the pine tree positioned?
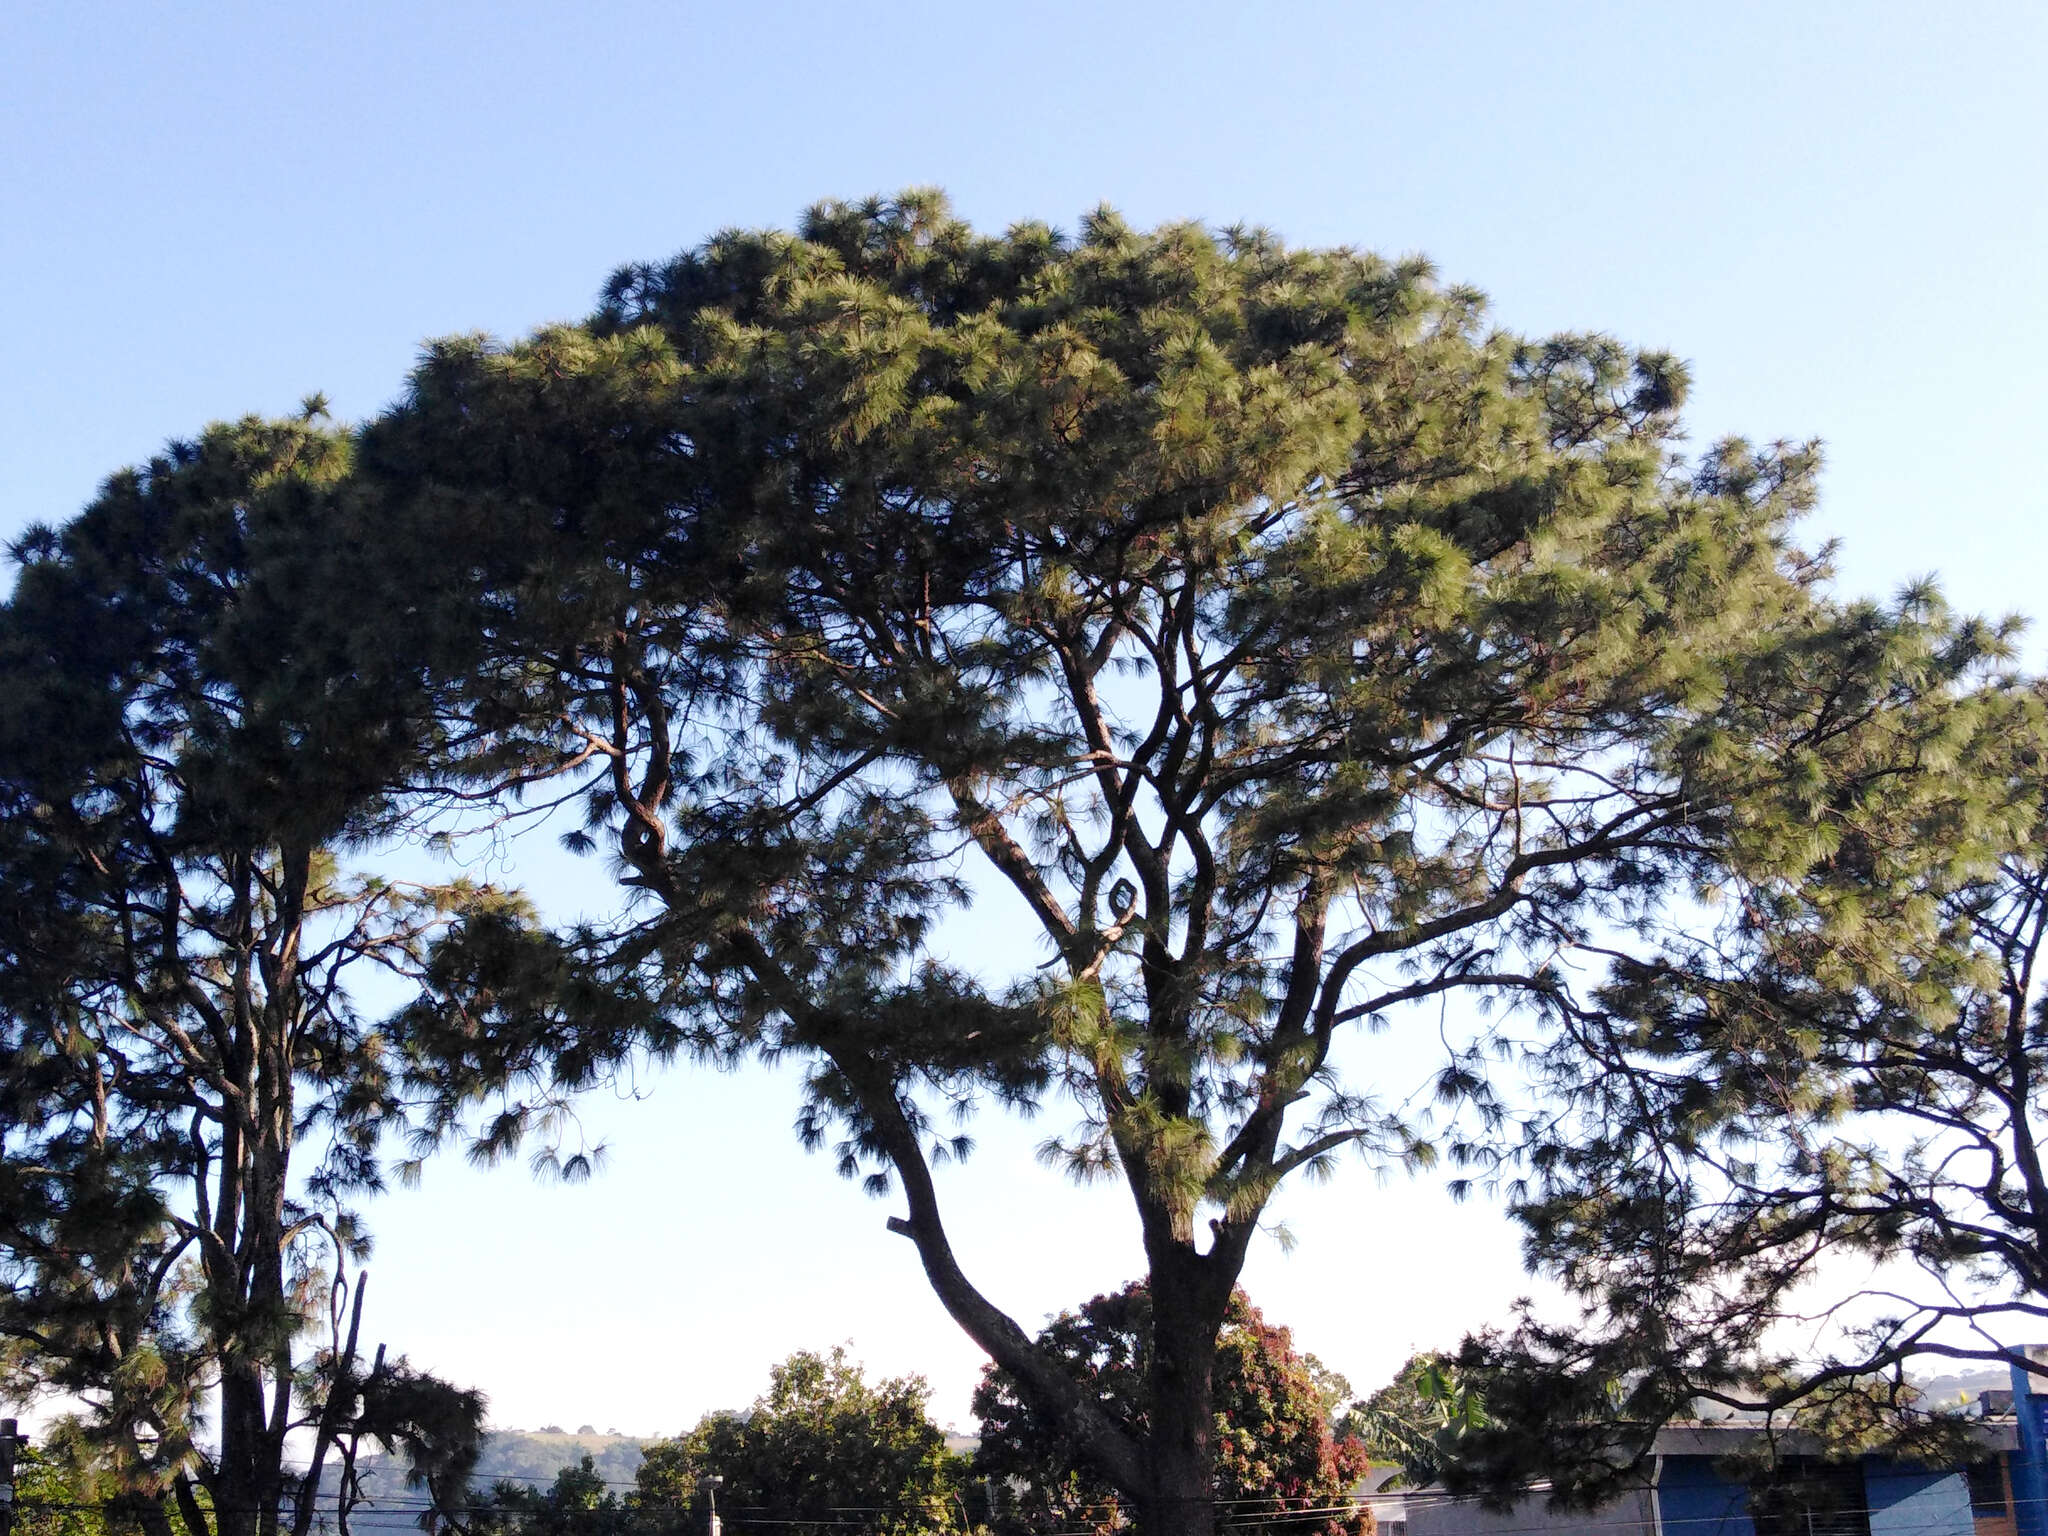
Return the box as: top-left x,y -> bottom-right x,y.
0,415 -> 496,1536
1441,627 -> 2041,1502
351,193 -> 1993,1535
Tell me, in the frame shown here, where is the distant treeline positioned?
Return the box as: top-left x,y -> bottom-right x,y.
329,1432 -> 648,1530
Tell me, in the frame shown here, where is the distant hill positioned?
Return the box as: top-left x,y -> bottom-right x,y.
310,1428 -> 652,1532
468,1428 -> 650,1490
318,1422 -> 983,1531
326,1376 -> 2020,1529
1914,1366 -> 2012,1409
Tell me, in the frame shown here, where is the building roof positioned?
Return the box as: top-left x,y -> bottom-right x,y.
1651,1419 -> 2019,1457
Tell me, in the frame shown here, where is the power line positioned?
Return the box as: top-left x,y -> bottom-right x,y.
17,1474 -> 2043,1535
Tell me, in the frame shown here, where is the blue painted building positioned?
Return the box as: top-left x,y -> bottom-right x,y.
1397,1383 -> 2032,1536
2009,1348 -> 2048,1536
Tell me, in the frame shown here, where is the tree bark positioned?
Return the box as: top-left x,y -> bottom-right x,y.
207,857 -> 303,1536
213,1360 -> 265,1536
1132,1240 -> 1232,1536
1137,1307 -> 1221,1536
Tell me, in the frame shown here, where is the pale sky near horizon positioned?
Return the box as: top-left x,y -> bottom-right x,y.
5,1 -> 2047,1438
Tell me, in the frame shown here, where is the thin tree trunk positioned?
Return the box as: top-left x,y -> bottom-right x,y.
293,1275 -> 368,1536
210,856 -> 304,1536
215,1362 -> 266,1536
248,1086 -> 293,1536
126,1492 -> 182,1536
172,1472 -> 213,1536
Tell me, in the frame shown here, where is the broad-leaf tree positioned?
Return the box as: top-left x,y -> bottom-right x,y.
11,1443 -> 155,1536
1345,1352 -> 1486,1491
973,1284 -> 1370,1535
0,416 -> 497,1536
632,1347 -> 967,1535
468,1456 -> 634,1536
357,193 -> 1982,1534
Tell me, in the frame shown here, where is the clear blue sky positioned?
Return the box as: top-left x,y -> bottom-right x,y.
6,0 -> 2046,1434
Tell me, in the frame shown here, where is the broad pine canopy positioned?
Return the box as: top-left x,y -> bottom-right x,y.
345,194 -> 2008,1532
7,193 -> 2025,1536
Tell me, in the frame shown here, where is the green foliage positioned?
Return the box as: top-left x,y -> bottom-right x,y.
0,414 -> 497,1536
1444,632 -> 2045,1500
972,1285 -> 1369,1534
12,190 -> 2019,1535
1437,1337 -> 1982,1513
341,1358 -> 490,1531
630,1347 -> 969,1535
12,1445 -> 159,1536
318,1430 -> 646,1535
469,1458 -> 632,1536
1344,1353 -> 1486,1489
469,1434 -> 645,1493
330,191 -> 2010,1533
